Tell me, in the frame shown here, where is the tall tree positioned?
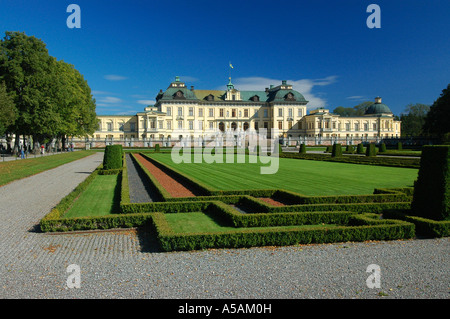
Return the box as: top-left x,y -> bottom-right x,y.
423,84 -> 450,141
333,101 -> 372,116
0,81 -> 17,137
399,103 -> 430,137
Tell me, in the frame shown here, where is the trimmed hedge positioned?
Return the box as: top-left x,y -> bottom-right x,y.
299,143 -> 306,154
150,211 -> 415,252
411,145 -> 449,221
379,143 -> 387,153
366,143 -> 377,157
103,145 -> 123,170
383,210 -> 450,238
357,143 -> 365,154
279,152 -> 420,168
332,143 -> 343,157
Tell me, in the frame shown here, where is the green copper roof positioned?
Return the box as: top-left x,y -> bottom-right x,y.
365,102 -> 393,115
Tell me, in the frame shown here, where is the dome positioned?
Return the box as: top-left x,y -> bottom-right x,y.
364,97 -> 393,115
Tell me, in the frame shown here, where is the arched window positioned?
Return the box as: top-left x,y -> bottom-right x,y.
231,122 -> 237,131
243,122 -> 249,131
219,122 -> 225,132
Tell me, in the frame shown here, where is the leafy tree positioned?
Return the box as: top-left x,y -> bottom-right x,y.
0,81 -> 17,136
423,84 -> 450,141
399,103 -> 430,137
333,101 -> 372,116
0,31 -> 97,151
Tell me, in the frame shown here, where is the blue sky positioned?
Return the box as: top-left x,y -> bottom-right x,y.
1,0 -> 449,116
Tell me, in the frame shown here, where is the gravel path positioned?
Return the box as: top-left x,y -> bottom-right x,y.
125,154 -> 159,203
0,152 -> 448,300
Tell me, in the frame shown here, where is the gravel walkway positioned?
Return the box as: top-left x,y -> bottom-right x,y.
0,152 -> 448,300
125,154 -> 159,203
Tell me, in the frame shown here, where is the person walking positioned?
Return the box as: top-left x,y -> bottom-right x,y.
20,144 -> 25,159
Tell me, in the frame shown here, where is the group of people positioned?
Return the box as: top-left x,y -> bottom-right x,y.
0,142 -> 76,159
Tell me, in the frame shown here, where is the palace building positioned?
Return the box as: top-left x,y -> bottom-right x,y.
93,77 -> 401,144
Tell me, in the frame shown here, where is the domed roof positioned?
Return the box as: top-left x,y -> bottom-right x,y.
365,97 -> 393,115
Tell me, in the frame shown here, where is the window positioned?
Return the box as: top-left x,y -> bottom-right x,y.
107,122 -> 113,131
346,123 -> 350,131
232,95 -> 236,101
373,123 -> 377,131
209,121 -> 214,130
178,121 -> 183,129
264,122 -> 268,129
209,108 -> 214,117
198,108 -> 203,117
263,109 -> 268,118
159,121 -> 163,129
278,108 -> 283,117
178,107 -> 183,116
188,107 -> 194,117
219,108 -> 224,117
130,123 -> 136,132
355,123 -> 359,131
167,120 -> 172,130
198,120 -> 203,130
364,123 -> 368,131
232,109 -> 236,117
333,122 -> 336,129
288,121 -> 293,129
150,120 -> 156,129
166,107 -> 172,116
244,109 -> 249,117
255,109 -> 259,117
288,108 -> 293,118
255,122 -> 259,130
119,122 -> 124,131
298,108 -> 303,117
278,121 -> 283,130
189,120 -> 194,130
243,122 -> 249,131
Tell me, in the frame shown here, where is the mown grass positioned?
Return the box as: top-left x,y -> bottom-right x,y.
164,212 -> 337,234
63,174 -> 120,218
0,151 -> 95,187
147,153 -> 418,196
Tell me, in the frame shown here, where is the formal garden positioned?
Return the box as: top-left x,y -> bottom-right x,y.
39,144 -> 450,252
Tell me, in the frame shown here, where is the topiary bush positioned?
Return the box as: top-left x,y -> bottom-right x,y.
103,145 -> 123,170
155,144 -> 160,152
299,143 -> 306,154
357,143 -> 365,154
411,145 -> 450,221
332,143 -> 343,157
366,143 -> 377,157
325,145 -> 332,153
397,142 -> 403,150
379,143 -> 387,153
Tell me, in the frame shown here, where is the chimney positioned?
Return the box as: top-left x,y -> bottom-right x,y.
282,80 -> 287,85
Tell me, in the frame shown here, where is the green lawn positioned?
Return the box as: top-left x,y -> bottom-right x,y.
147,153 -> 418,196
63,174 -> 120,218
164,212 -> 337,234
0,151 -> 95,187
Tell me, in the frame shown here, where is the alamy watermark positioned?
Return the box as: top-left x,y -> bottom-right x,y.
66,264 -> 81,289
366,264 -> 381,289
171,127 -> 280,175
66,4 -> 81,29
366,4 -> 381,29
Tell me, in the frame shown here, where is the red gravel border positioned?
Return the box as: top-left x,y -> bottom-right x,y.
257,197 -> 286,206
133,154 -> 196,198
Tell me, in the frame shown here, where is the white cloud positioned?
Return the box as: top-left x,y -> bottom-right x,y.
230,76 -> 337,110
104,74 -> 128,81
99,96 -> 122,104
137,100 -> 156,105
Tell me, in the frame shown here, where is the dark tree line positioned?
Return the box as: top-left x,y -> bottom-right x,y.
0,31 -> 98,153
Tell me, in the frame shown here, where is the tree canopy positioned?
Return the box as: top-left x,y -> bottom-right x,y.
399,103 -> 430,137
423,84 -> 450,141
0,31 -> 97,147
333,101 -> 373,116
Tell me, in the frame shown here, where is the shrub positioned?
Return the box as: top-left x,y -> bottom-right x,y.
411,145 -> 450,221
379,143 -> 387,153
397,142 -> 403,150
357,143 -> 365,154
103,145 -> 123,169
345,145 -> 355,154
331,143 -> 343,157
366,143 -> 377,157
299,143 -> 306,154
155,144 -> 160,152
325,145 -> 332,153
